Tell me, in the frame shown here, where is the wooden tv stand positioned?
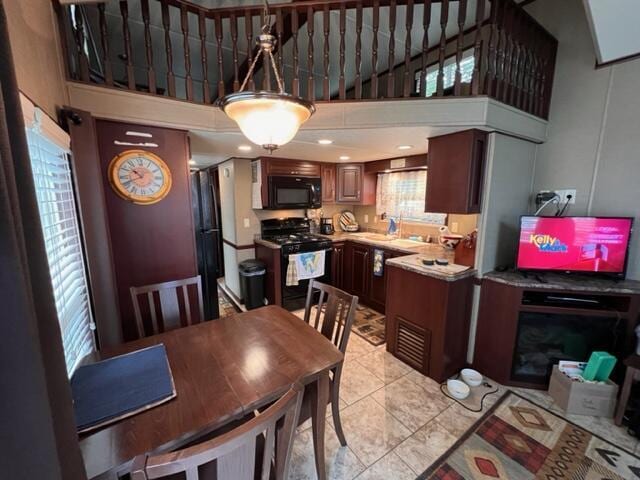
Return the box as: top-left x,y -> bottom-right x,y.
473,271 -> 640,389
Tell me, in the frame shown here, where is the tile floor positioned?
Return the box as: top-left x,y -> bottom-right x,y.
287,333 -> 638,479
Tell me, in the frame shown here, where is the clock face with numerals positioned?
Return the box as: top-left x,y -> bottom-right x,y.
108,150 -> 172,205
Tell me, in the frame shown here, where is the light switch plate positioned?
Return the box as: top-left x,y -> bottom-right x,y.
451,222 -> 459,233
364,214 -> 369,223
243,218 -> 250,228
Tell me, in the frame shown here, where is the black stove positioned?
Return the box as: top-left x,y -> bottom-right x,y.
261,218 -> 332,254
260,217 -> 333,310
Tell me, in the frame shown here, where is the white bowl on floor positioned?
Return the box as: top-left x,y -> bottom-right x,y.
446,379 -> 470,400
460,368 -> 483,387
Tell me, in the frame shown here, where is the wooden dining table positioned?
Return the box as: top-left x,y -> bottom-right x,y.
80,305 -> 343,480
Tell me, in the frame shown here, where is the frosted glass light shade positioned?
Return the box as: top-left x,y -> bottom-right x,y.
218,92 -> 315,151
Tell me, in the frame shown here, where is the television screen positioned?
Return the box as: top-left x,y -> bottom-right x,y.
516,216 -> 633,276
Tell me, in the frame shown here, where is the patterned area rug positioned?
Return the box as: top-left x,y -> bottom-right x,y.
352,304 -> 385,346
418,391 -> 640,480
295,303 -> 386,346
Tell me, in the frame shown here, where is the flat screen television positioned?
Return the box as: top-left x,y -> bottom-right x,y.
516,216 -> 634,278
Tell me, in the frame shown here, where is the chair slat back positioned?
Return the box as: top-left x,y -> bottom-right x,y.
131,383 -> 303,480
130,275 -> 205,338
303,279 -> 358,354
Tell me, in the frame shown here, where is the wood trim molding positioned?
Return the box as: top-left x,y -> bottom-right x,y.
223,238 -> 255,250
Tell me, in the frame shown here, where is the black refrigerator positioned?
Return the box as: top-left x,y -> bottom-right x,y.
191,167 -> 223,320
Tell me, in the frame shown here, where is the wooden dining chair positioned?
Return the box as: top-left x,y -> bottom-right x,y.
130,275 -> 205,338
302,279 -> 358,446
130,383 -> 303,480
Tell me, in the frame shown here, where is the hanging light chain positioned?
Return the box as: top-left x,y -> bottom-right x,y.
237,0 -> 285,95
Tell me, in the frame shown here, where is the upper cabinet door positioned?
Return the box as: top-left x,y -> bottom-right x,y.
337,164 -> 362,203
425,129 -> 487,214
321,164 -> 336,203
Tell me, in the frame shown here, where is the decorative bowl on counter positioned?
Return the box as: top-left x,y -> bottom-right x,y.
439,234 -> 464,249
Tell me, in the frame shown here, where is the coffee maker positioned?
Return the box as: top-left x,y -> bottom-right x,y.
320,217 -> 335,235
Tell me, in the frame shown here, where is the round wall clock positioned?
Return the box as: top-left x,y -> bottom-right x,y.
108,149 -> 172,205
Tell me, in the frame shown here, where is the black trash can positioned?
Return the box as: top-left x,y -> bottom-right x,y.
238,259 -> 266,310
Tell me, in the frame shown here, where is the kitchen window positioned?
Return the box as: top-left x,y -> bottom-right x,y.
26,115 -> 96,376
376,170 -> 446,224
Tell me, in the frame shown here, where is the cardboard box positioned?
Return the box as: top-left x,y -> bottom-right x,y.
548,365 -> 618,417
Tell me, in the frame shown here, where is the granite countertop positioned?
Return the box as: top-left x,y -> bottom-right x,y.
483,270 -> 640,294
256,232 -> 473,282
386,254 -> 477,282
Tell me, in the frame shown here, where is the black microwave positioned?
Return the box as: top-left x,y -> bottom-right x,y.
268,176 -> 321,209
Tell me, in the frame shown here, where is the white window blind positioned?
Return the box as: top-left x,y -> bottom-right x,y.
376,170 -> 447,224
26,127 -> 96,376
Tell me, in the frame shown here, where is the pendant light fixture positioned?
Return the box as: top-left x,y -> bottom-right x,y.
216,1 -> 315,153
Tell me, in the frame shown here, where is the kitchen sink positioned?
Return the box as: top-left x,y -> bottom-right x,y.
387,239 -> 425,248
349,232 -> 393,241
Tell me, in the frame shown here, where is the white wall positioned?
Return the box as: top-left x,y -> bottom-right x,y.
526,0 -> 640,279
469,132 -> 537,361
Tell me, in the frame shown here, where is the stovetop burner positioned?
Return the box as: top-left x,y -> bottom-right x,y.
265,233 -> 327,245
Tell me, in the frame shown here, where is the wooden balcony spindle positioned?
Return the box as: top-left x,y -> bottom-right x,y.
215,14 -> 225,98
484,0 -> 499,96
322,4 -> 330,100
436,0 -> 449,96
97,4 -> 113,86
371,0 -> 380,99
354,1 -> 363,99
180,5 -> 193,101
276,9 -> 284,83
419,0 -> 432,97
518,24 -> 532,111
230,13 -> 240,92
245,11 -> 255,91
387,0 -> 397,98
523,23 -> 536,114
402,0 -> 414,97
495,0 -> 508,100
470,0 -> 485,95
291,8 -> 300,97
510,9 -> 523,107
198,11 -> 210,103
453,0 -> 467,96
501,2 -> 515,104
161,0 -> 176,98
72,4 -> 90,82
307,6 -> 315,101
141,0 -> 156,95
339,3 -> 346,99
119,1 -> 135,90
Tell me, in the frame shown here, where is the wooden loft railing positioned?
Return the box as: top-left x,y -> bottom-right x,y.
55,0 -> 557,119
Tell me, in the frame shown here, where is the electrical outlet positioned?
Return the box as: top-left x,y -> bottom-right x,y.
373,216 -> 378,223
243,218 -> 250,228
451,222 -> 459,233
555,189 -> 576,204
364,214 -> 369,223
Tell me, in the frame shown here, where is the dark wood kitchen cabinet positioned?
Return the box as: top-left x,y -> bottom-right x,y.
330,242 -> 345,290
321,164 -> 336,203
262,157 -> 321,177
368,248 -> 401,312
336,164 -> 375,205
386,265 -> 474,382
425,129 -> 487,214
346,242 -> 371,300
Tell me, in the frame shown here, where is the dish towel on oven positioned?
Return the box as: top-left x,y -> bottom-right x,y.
286,250 -> 326,286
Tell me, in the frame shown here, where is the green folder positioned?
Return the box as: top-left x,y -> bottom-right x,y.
582,351 -> 617,382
